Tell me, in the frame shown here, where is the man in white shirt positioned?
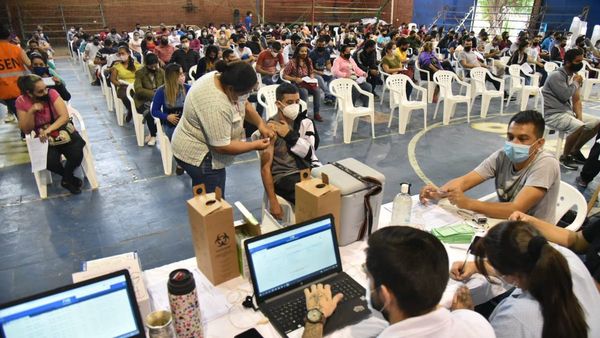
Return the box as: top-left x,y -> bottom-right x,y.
234,36 -> 255,63
168,29 -> 180,47
300,227 -> 495,338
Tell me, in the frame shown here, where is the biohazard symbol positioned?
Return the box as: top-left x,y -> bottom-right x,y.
215,232 -> 230,247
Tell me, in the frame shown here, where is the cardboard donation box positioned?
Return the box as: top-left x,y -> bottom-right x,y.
295,169 -> 341,238
187,184 -> 239,285
311,158 -> 385,246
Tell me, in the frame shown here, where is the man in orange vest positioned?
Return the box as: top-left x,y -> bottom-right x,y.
0,24 -> 31,123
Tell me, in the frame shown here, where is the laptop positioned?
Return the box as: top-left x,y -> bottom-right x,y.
0,269 -> 145,338
245,214 -> 370,337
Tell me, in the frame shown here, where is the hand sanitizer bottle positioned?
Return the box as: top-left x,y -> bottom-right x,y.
391,183 -> 412,225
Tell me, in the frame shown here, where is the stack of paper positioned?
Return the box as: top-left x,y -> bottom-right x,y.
431,223 -> 475,244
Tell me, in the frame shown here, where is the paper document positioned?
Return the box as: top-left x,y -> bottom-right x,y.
302,77 -> 318,84
520,62 -> 534,74
356,76 -> 367,84
27,137 -> 48,172
409,196 -> 463,231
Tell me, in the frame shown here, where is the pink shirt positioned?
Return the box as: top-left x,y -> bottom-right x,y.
15,89 -> 61,134
331,56 -> 366,79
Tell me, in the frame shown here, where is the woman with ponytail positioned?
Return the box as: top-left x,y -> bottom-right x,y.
451,221 -> 600,338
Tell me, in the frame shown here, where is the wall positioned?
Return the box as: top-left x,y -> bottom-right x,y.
412,0 -> 473,27
543,0 -> 599,35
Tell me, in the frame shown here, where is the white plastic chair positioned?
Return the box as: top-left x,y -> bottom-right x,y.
188,65 -> 198,84
538,86 -> 565,159
470,67 -> 504,118
414,61 -> 435,103
506,64 -> 540,111
556,181 -> 587,231
433,71 -> 472,125
386,74 -> 427,134
154,118 -> 174,176
581,60 -> 600,101
257,85 -> 279,120
544,61 -> 559,73
377,64 -> 392,105
110,82 -> 126,126
100,65 -> 113,112
280,68 -> 290,83
25,132 -> 53,199
125,84 -> 145,146
329,78 -> 376,144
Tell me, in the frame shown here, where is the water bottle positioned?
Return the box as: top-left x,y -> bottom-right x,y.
168,269 -> 203,338
391,183 -> 412,225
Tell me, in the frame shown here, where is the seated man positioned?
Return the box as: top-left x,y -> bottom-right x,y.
169,35 -> 200,82
255,41 -> 284,85
259,83 -> 320,219
233,36 -> 255,64
353,39 -> 381,96
542,48 -> 600,170
420,110 -> 560,223
300,226 -> 494,338
309,37 -> 335,104
459,39 -> 505,96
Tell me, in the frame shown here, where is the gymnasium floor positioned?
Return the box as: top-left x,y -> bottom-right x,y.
0,57 -> 598,303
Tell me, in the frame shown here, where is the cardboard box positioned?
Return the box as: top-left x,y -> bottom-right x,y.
295,169 -> 341,239
187,184 -> 239,285
234,219 -> 262,280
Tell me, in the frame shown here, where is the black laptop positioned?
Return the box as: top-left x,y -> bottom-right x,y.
245,214 -> 370,337
0,269 -> 145,338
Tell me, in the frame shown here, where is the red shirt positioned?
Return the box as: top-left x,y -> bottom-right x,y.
15,89 -> 61,134
256,50 -> 284,74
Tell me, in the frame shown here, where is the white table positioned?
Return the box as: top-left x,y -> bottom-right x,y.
144,199 -> 506,338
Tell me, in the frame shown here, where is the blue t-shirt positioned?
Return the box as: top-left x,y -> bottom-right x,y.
309,47 -> 332,71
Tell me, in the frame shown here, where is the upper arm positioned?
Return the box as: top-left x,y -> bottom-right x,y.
21,49 -> 31,68
52,95 -> 69,118
260,142 -> 274,172
511,186 -> 547,213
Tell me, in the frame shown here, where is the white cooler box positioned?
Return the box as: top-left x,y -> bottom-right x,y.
312,158 -> 385,246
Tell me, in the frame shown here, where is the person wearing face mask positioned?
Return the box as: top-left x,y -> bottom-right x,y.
111,45 -> 142,122
141,33 -> 156,54
550,36 -> 567,62
332,44 -> 373,107
199,29 -> 213,46
107,28 -> 121,42
283,34 -> 302,65
168,28 -> 181,47
234,36 -> 255,63
450,221 -> 600,338
170,61 -> 274,194
169,36 -> 200,81
543,48 -> 600,170
194,45 -> 220,80
354,39 -> 382,97
459,38 -> 507,97
0,23 -> 31,125
217,30 -> 230,50
256,41 -> 284,85
30,53 -> 70,101
133,53 -> 164,147
188,31 -> 201,53
420,110 -> 560,223
301,226 -> 494,338
309,37 -> 335,104
15,75 -> 86,194
258,83 -> 321,219
128,31 -> 142,55
154,36 -> 175,66
283,43 -> 323,121
508,39 -> 547,86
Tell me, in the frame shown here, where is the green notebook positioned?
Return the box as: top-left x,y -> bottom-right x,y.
431,223 -> 475,244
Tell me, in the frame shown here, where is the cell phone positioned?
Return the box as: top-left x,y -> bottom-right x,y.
234,328 -> 264,338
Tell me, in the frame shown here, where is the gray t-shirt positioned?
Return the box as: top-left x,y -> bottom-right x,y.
458,50 -> 479,68
474,149 -> 560,223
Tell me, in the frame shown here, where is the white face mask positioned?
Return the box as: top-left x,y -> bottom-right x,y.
237,93 -> 250,105
120,54 -> 129,62
282,103 -> 300,120
365,280 -> 387,316
182,42 -> 190,49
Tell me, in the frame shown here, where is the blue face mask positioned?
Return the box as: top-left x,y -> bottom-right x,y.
32,66 -> 49,77
503,140 -> 538,163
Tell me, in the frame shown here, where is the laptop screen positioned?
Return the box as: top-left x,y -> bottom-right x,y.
246,215 -> 341,301
0,270 -> 143,338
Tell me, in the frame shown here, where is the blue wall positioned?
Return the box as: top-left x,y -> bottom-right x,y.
412,0 -> 597,36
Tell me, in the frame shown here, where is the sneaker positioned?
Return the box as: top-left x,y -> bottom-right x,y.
313,113 -> 324,122
71,176 -> 83,189
61,179 -> 82,194
559,155 -> 579,171
175,165 -> 185,176
575,176 -> 588,188
147,136 -> 156,146
144,135 -> 152,143
4,114 -> 16,123
571,151 -> 587,165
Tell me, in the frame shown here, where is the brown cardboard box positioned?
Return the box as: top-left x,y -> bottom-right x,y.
295,169 -> 342,240
187,184 -> 239,285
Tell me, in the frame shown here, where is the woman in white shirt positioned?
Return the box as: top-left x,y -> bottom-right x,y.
452,221 -> 599,338
128,31 -> 142,55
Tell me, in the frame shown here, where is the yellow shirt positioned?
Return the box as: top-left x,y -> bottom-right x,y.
394,48 -> 408,63
113,61 -> 142,84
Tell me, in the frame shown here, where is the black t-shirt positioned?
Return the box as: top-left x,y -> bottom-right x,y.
247,41 -> 261,55
582,219 -> 600,283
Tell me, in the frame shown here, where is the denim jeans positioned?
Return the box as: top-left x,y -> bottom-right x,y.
163,124 -> 175,140
176,153 -> 226,195
314,75 -> 332,97
296,84 -> 321,115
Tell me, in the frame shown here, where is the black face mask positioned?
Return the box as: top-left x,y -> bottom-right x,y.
400,47 -> 408,52
93,41 -> 99,46
147,66 -> 157,73
316,46 -> 325,52
161,40 -> 168,45
342,53 -> 351,59
238,43 -> 246,48
35,94 -> 49,101
570,62 -> 584,73
464,46 -> 472,52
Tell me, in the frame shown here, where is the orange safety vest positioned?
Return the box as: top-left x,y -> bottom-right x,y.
0,41 -> 29,100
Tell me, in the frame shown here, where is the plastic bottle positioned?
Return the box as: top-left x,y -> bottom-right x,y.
391,183 -> 412,225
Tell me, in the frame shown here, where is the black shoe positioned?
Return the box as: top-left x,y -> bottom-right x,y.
61,179 -> 82,194
175,165 -> 184,176
571,151 -> 587,165
91,80 -> 101,86
125,111 -> 132,123
575,176 -> 588,188
560,155 -> 579,171
70,176 -> 83,188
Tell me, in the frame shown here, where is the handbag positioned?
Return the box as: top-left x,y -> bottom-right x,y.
43,96 -> 76,146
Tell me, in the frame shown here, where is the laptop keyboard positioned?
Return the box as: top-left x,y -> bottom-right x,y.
265,274 -> 364,333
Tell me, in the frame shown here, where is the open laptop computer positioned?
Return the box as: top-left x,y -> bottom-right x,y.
244,214 -> 370,337
0,269 -> 144,338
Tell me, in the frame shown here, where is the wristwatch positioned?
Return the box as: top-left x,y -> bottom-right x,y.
306,308 -> 325,324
